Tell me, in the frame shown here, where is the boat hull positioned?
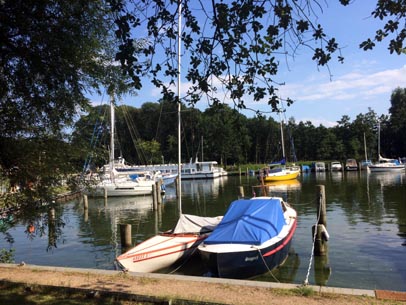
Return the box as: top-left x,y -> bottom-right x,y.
368,165 -> 405,172
263,171 -> 300,182
199,219 -> 296,279
116,233 -> 207,273
85,184 -> 153,197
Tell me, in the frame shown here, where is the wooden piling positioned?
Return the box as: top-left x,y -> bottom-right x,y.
152,185 -> 157,210
104,187 -> 107,199
238,186 -> 244,198
316,185 -> 327,226
156,180 -> 163,205
314,185 -> 328,256
119,224 -> 132,248
83,194 -> 88,210
175,176 -> 179,198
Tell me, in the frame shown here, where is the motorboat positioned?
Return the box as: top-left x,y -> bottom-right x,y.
116,214 -> 222,273
330,161 -> 342,171
198,196 -> 297,279
313,162 -> 326,172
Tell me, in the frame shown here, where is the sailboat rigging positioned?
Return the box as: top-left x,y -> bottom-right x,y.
116,2 -> 223,273
83,95 -> 157,197
260,112 -> 300,182
368,121 -> 405,172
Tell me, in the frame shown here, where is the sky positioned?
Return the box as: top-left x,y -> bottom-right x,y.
91,1 -> 406,127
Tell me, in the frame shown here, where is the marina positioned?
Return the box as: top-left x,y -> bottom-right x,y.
0,172 -> 405,292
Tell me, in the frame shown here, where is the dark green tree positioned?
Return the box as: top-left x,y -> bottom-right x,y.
388,88 -> 406,156
351,108 -> 379,161
0,0 -> 122,201
246,116 -> 269,164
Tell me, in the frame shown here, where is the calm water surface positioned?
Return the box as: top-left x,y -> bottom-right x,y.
1,171 -> 405,291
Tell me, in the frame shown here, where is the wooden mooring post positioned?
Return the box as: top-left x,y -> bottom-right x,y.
152,185 -> 158,211
119,224 -> 132,248
313,185 -> 329,256
156,180 -> 163,205
175,176 -> 179,198
238,186 -> 244,198
83,194 -> 88,210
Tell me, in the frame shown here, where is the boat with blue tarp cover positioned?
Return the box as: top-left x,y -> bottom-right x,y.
198,197 -> 297,279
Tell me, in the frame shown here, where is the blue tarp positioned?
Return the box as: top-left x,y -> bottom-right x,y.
204,198 -> 287,245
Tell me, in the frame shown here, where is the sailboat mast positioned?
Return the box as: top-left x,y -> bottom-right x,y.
110,95 -> 115,178
278,112 -> 285,160
377,121 -> 381,160
364,132 -> 368,161
177,0 -> 182,214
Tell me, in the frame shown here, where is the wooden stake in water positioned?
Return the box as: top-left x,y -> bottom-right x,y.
83,194 -> 88,210
313,185 -> 328,256
156,180 -> 163,205
238,186 -> 244,198
119,224 -> 132,249
152,185 -> 157,211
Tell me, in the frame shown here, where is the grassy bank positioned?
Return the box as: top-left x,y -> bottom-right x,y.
0,280 -> 173,305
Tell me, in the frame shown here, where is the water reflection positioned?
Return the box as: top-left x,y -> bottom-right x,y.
0,174 -> 405,291
181,177 -> 227,198
263,180 -> 301,202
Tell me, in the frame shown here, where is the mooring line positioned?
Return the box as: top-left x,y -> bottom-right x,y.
303,196 -> 323,286
255,247 -> 280,283
168,246 -> 198,274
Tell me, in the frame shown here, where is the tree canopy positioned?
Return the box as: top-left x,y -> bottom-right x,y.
0,0 -> 120,202
111,0 -> 406,112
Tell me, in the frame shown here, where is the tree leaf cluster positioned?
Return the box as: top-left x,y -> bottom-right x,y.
110,0 -> 349,112
0,0 -> 115,137
360,0 -> 406,54
109,0 -> 405,113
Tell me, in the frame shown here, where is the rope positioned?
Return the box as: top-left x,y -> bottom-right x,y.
168,245 -> 199,274
254,247 -> 280,283
303,194 -> 323,286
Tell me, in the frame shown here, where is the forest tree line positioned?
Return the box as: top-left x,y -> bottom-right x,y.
73,87 -> 406,169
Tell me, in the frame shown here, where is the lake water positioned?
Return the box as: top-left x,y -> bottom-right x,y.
1,171 -> 405,291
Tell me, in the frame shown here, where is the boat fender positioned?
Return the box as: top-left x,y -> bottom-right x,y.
320,224 -> 329,241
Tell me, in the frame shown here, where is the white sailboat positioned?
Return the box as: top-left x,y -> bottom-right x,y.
368,122 -> 405,172
85,96 -> 156,197
116,3 -> 222,272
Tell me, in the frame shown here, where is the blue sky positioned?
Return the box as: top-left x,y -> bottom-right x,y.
91,1 -> 406,127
